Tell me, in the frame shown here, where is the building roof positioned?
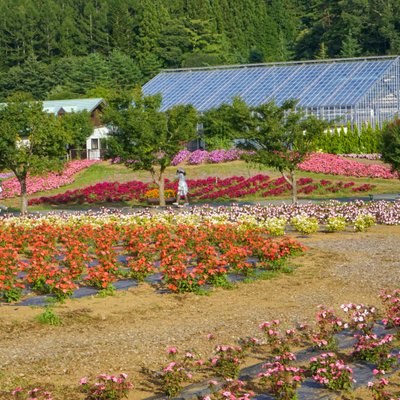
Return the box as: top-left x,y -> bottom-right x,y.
142,56 -> 400,111
42,98 -> 105,114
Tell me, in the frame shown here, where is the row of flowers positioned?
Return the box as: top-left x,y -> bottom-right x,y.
0,221 -> 305,302
8,289 -> 400,399
28,174 -> 377,206
298,153 -> 398,179
159,291 -> 399,400
171,149 -> 253,165
339,153 -> 382,160
171,150 -> 395,180
1,160 -> 99,198
0,210 -> 380,303
6,199 -> 400,227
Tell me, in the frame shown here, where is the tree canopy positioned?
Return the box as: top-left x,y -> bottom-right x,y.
0,93 -> 68,213
1,0 -> 398,101
202,98 -> 328,203
103,90 -> 198,206
381,119 -> 400,175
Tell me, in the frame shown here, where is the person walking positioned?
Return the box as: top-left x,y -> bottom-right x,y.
174,168 -> 189,207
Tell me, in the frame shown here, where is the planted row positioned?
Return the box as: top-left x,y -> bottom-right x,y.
29,174 -> 377,206
7,289 -> 400,399
0,222 -> 305,302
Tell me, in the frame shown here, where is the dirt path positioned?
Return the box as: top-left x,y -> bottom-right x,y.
0,225 -> 399,399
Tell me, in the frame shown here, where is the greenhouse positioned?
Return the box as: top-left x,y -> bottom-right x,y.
143,56 -> 400,130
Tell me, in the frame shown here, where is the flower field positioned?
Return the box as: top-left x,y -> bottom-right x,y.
0,215 -> 306,303
28,174 -> 379,206
1,160 -> 99,199
2,199 -> 400,303
0,208 -> 399,399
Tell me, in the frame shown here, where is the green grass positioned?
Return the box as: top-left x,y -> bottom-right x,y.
3,160 -> 400,211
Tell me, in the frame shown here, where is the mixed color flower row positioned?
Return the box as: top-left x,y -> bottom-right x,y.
28,174 -> 377,206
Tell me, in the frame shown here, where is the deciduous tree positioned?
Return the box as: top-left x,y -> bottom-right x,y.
0,93 -> 68,214
103,89 -> 197,206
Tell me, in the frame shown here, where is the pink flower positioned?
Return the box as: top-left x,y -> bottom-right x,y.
167,346 -> 177,354
79,377 -> 88,385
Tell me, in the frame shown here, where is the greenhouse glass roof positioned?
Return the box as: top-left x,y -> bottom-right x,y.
142,56 -> 400,112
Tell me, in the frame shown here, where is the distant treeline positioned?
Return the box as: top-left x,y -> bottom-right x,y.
0,0 -> 399,100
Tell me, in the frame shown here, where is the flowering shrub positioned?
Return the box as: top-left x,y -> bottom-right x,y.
354,213 -> 376,232
379,289 -> 400,328
309,352 -> 355,391
205,379 -> 255,400
171,150 -> 191,165
311,306 -> 345,351
340,303 -> 377,334
210,345 -> 243,379
352,333 -> 397,371
79,373 -> 133,400
161,349 -> 194,398
290,216 -> 319,235
188,150 -> 209,165
263,217 -> 287,236
2,160 -> 99,198
367,375 -> 396,400
258,356 -> 305,400
325,216 -> 347,232
171,149 -> 251,166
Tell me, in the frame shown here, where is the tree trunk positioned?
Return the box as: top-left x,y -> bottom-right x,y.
19,177 -> 28,215
158,172 -> 166,207
290,170 -> 297,204
282,170 -> 298,204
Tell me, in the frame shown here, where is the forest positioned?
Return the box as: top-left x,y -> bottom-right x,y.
0,0 -> 399,101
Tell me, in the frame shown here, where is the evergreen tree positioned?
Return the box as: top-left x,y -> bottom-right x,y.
108,50 -> 142,89
340,30 -> 362,58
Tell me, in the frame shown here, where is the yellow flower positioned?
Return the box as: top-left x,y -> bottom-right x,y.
144,188 -> 176,199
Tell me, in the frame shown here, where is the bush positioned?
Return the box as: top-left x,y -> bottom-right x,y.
290,216 -> 319,235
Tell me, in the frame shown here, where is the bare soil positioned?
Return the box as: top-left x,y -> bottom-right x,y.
0,225 -> 399,399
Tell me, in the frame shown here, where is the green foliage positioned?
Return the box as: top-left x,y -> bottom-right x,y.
239,99 -> 327,202
201,97 -> 252,149
61,111 -> 94,149
290,216 -> 319,235
103,89 -> 197,205
354,214 -> 376,232
0,92 -> 68,213
381,119 -> 400,174
325,216 -> 347,232
35,306 -> 61,326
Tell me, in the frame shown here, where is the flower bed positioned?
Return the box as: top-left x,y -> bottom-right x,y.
2,160 -> 99,198
298,153 -> 398,179
7,289 -> 399,399
171,149 -> 252,165
0,219 -> 305,302
29,174 -> 377,206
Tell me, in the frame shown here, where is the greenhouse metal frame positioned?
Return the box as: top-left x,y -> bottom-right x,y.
143,56 -> 400,129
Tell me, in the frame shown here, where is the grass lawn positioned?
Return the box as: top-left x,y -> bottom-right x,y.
2,160 -> 400,211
